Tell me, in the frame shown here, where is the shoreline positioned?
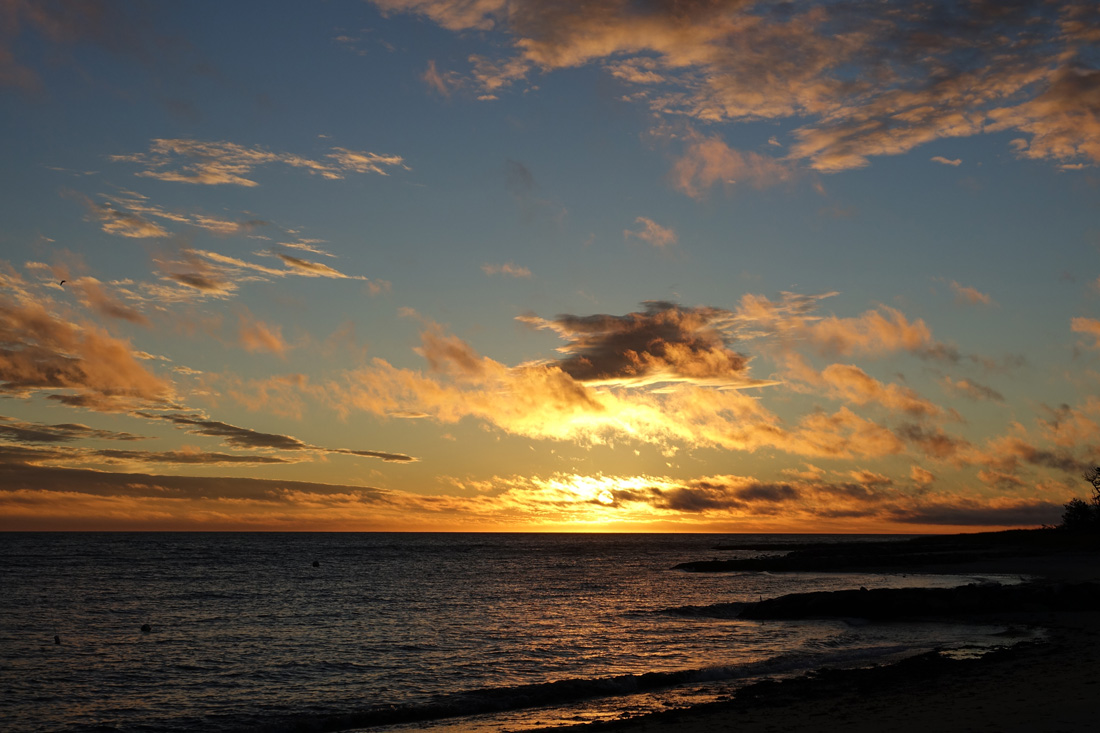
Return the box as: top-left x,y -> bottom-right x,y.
536,537 -> 1100,733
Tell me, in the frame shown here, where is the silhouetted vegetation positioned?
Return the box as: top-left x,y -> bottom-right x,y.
1060,466 -> 1100,533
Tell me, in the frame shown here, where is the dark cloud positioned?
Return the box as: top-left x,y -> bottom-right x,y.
890,501 -> 1063,527
518,301 -> 754,387
0,443 -> 290,467
141,412 -> 417,463
0,0 -> 155,92
69,278 -> 150,325
505,159 -> 534,195
0,461 -> 392,502
166,271 -> 234,293
601,477 -> 800,513
94,449 -> 290,465
0,415 -> 143,443
897,423 -> 971,460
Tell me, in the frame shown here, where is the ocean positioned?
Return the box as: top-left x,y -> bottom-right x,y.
0,533 -> 1030,732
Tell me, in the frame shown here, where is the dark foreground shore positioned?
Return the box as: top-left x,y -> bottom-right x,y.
544,531 -> 1100,733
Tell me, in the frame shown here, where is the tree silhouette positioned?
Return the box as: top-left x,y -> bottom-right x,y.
1060,465 -> 1100,532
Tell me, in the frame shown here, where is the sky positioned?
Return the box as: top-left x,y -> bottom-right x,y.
1,0 -> 1099,532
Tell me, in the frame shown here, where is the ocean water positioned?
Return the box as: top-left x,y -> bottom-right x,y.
0,533 -> 1029,733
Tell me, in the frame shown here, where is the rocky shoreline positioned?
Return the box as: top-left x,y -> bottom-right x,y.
675,528 -> 1100,574
541,529 -> 1100,733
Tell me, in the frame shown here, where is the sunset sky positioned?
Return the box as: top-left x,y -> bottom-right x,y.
2,0 -> 1099,532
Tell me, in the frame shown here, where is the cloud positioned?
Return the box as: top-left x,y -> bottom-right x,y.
482,262 -> 532,278
332,316 -> 915,460
0,458 -> 1058,531
156,251 -> 239,297
910,465 -> 935,485
784,354 -> 941,417
804,306 -> 937,357
237,310 -> 289,356
0,0 -> 154,92
517,301 -> 755,387
670,134 -> 791,197
0,415 -> 143,444
895,423 -> 970,460
1071,317 -> 1100,348
92,204 -> 169,238
0,462 -> 411,530
422,59 -> 453,95
375,1 -> 1100,172
942,376 -> 1004,403
111,139 -> 407,186
140,412 -> 416,462
67,277 -> 150,325
931,156 -> 962,166
143,247 -> 372,302
274,253 -> 369,280
0,293 -> 173,411
950,281 -> 993,306
1039,398 -> 1100,449
624,217 -> 677,249
987,64 -> 1100,165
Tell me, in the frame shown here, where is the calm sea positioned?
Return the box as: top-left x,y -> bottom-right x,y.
0,533 -> 1028,732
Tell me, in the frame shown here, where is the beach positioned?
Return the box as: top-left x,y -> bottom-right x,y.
555,543 -> 1100,733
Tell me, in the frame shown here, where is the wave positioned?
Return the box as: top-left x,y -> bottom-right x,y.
125,645 -> 922,733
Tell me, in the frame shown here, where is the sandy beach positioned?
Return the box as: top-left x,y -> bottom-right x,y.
551,541 -> 1100,733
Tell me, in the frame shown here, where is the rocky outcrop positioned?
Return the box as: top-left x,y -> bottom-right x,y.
737,581 -> 1100,621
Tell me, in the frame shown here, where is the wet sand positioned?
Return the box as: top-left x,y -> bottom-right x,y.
554,544 -> 1100,733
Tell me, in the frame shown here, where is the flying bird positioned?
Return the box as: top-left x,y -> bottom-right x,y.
59,280 -> 66,286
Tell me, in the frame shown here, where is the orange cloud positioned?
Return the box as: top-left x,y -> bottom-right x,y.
950,281 -> 993,306
139,411 -> 416,462
0,294 -> 173,411
785,354 -> 941,417
375,1 -> 1100,172
804,306 -> 935,357
111,138 -> 407,186
68,277 -> 150,325
481,262 -> 532,278
330,316 -> 915,460
1071,317 -> 1100,348
0,463 -> 1062,532
237,310 -> 289,356
670,135 -> 791,197
624,217 -> 678,248
942,376 -> 1004,403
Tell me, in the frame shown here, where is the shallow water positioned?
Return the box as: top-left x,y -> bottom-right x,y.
0,533 -> 1028,732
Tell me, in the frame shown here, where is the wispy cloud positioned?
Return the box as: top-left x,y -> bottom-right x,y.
274,253 -> 369,280
1072,317 -> 1100,348
377,0 -> 1100,173
950,281 -> 993,306
623,217 -> 677,249
111,139 -> 407,186
481,262 -> 531,278
140,412 -> 417,462
931,156 -> 962,166
0,415 -> 143,444
237,310 -> 290,357
941,376 -> 1005,403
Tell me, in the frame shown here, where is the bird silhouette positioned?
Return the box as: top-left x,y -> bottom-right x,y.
59,280 -> 66,286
